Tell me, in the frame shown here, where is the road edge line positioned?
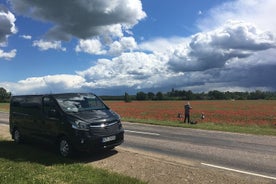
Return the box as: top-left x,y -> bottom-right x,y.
201,162 -> 276,181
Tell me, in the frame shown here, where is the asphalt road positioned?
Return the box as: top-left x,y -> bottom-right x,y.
122,122 -> 276,180
1,112 -> 275,181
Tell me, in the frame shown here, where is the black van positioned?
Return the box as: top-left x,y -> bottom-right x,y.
9,93 -> 124,157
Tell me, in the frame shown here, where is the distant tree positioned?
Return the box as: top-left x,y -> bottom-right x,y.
249,90 -> 265,100
124,92 -> 132,102
156,91 -> 163,100
208,90 -> 225,100
186,90 -> 194,100
136,91 -> 147,100
147,92 -> 155,100
0,87 -> 10,102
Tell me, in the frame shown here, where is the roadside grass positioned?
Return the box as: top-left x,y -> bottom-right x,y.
0,103 -> 9,113
123,118 -> 276,136
0,137 -> 145,184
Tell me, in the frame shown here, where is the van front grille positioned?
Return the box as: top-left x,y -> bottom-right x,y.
89,120 -> 120,136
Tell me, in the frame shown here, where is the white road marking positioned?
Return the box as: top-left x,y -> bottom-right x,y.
125,130 -> 160,136
201,163 -> 276,181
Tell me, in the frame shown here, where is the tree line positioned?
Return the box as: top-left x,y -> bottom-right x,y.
166,89 -> 276,100
103,89 -> 276,101
1,87 -> 276,103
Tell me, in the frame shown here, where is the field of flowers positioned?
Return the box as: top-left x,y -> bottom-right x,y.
105,100 -> 276,127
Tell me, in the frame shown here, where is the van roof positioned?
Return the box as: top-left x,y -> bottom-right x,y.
12,92 -> 96,97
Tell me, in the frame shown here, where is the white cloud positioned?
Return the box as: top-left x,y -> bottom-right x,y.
2,74 -> 86,95
75,38 -> 106,55
9,0 -> 146,41
0,49 -> 16,60
197,0 -> 276,33
0,5 -> 17,60
109,37 -> 137,55
0,5 -> 17,45
20,35 -> 32,40
76,52 -> 173,89
75,36 -> 137,56
168,20 -> 276,72
40,75 -> 85,89
101,24 -> 125,44
32,39 -> 66,51
139,20 -> 276,75
135,3 -> 276,93
139,37 -> 189,55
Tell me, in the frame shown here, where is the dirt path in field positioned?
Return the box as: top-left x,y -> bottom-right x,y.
0,124 -> 273,184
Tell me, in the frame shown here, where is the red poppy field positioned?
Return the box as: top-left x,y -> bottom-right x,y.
105,100 -> 276,127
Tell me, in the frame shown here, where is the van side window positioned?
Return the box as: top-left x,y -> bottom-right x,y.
11,96 -> 41,115
23,96 -> 41,109
11,97 -> 24,107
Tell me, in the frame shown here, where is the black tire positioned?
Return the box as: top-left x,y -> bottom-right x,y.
13,129 -> 23,143
58,137 -> 73,158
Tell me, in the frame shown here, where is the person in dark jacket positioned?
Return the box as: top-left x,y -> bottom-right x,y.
184,102 -> 192,123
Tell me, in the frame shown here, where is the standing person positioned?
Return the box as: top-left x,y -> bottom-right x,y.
184,102 -> 192,123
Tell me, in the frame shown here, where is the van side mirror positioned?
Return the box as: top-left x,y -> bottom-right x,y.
48,109 -> 59,118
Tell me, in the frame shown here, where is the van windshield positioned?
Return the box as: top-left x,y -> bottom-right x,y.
55,94 -> 107,113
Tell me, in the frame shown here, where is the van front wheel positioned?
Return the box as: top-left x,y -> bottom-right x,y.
58,137 -> 73,158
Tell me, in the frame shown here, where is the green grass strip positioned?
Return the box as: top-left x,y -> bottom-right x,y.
123,118 -> 276,136
0,138 -> 145,184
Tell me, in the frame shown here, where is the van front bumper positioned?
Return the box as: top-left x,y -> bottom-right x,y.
71,130 -> 124,152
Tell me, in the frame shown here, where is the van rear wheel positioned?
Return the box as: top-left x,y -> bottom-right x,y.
58,137 -> 73,158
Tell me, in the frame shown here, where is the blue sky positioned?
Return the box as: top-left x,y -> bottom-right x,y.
0,0 -> 276,95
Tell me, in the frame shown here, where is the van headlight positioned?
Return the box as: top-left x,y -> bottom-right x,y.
71,120 -> 89,131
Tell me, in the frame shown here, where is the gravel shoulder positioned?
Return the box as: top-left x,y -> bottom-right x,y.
0,124 -> 273,184
88,146 -> 273,184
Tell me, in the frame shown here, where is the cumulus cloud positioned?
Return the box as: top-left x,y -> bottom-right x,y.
76,52 -> 171,89
2,74 -> 86,95
197,0 -> 276,33
0,5 -> 17,45
75,36 -> 137,55
156,0 -> 276,92
168,21 -> 276,72
0,5 -> 17,60
119,37 -> 138,50
9,0 -> 146,41
20,35 -> 32,40
75,38 -> 106,55
0,49 -> 17,60
108,36 -> 137,55
32,39 -> 66,51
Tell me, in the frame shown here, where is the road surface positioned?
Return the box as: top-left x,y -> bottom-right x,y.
122,122 -> 276,180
